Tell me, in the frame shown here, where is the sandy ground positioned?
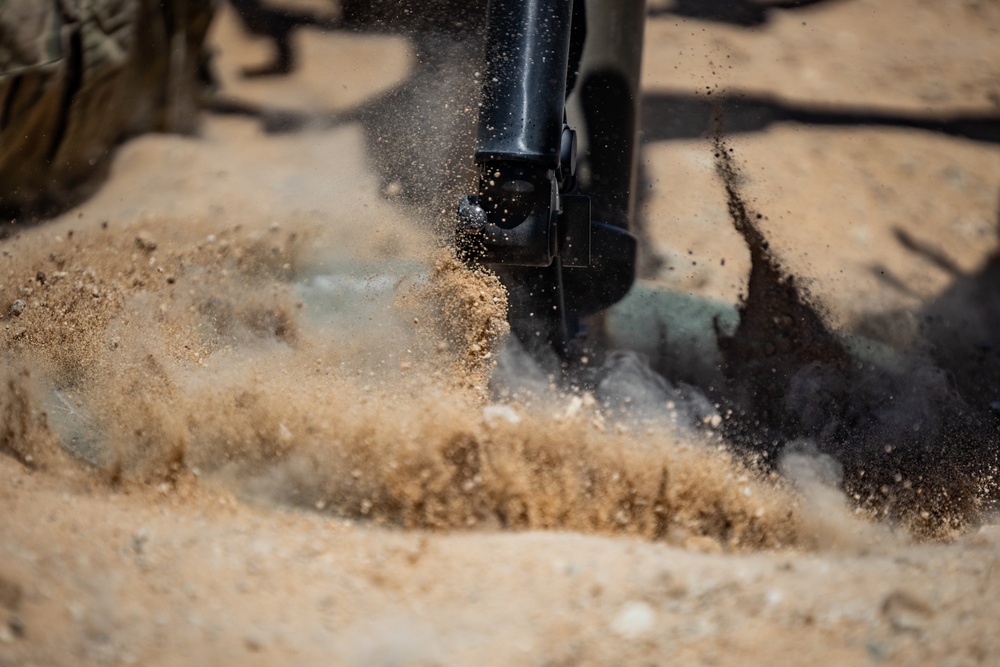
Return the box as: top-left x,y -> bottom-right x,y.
2,1 -> 1000,665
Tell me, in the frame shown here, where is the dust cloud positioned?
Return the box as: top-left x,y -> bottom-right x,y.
712,133 -> 999,539
1,132 -> 991,552
0,209 -> 818,553
0,160 -> 992,549
2,136 -> 995,555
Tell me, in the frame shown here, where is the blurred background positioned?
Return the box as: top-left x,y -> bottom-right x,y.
3,0 -> 1000,394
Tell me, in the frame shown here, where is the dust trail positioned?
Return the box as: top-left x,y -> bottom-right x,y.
711,133 -> 999,537
0,215 -> 810,550
0,367 -> 61,470
779,440 -> 890,551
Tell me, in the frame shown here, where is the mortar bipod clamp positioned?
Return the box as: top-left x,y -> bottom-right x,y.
456,122 -> 590,269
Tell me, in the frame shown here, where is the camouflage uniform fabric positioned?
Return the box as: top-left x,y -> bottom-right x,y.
0,0 -> 214,218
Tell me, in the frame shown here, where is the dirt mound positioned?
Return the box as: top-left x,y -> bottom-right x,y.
1,156 -> 991,549
0,216 -> 816,551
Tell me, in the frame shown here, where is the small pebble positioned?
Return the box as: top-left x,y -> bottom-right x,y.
482,404 -> 521,426
8,615 -> 24,638
9,299 -> 25,316
882,590 -> 933,634
135,230 -> 158,252
611,601 -> 656,640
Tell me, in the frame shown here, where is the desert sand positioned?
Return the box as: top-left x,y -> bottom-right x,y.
2,1 -> 1000,665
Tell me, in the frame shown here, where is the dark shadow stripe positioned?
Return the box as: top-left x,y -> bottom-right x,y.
641,92 -> 1000,145
45,27 -> 84,162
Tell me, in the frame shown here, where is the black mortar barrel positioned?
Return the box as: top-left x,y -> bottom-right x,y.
475,0 -> 575,167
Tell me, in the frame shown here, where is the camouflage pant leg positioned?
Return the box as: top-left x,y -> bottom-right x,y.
0,0 -> 215,218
